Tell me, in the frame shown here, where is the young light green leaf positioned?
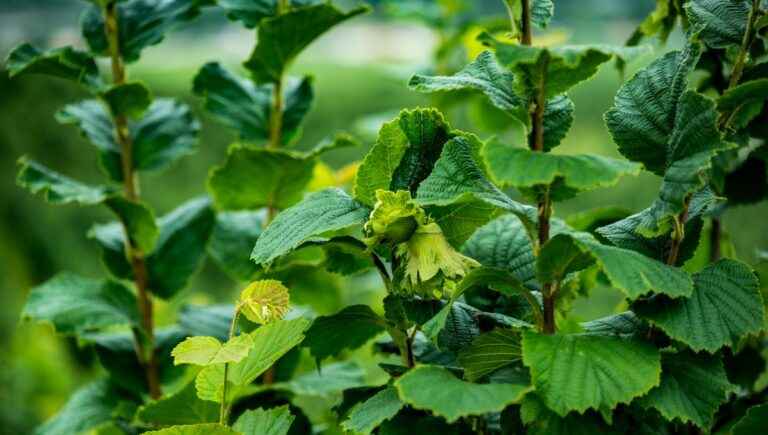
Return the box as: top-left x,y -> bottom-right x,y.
522,331 -> 661,416
537,232 -> 693,300
395,365 -> 530,423
458,329 -> 521,381
193,63 -> 313,144
634,259 -> 765,352
101,81 -> 152,118
251,188 -> 370,265
34,379 -> 127,435
243,3 -> 369,82
208,211 -> 264,281
342,387 -> 404,435
81,0 -> 210,63
636,351 -> 735,429
685,0 -> 751,48
5,43 -> 102,90
484,143 -> 641,200
238,280 -> 290,324
233,406 -> 294,435
303,305 -> 386,362
137,381 -> 218,426
172,334 -> 254,366
22,272 -> 137,335
208,146 -> 315,210
143,424 -> 240,435
354,108 -> 455,206
17,157 -> 112,205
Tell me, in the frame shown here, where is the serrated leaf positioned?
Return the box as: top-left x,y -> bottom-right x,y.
274,361 -> 368,396
243,3 -> 368,82
634,259 -> 765,352
484,143 -> 641,200
428,199 -> 501,247
458,328 -> 521,381
522,331 -> 661,416
5,43 -> 102,90
251,188 -> 370,265
102,81 -> 152,118
519,394 -> 612,435
303,305 -> 386,362
233,406 -> 294,435
137,381 -> 218,425
208,146 -> 314,210
342,386 -> 404,435
17,157 -> 112,205
462,214 -> 537,286
143,424 -> 240,435
103,196 -> 158,252
685,0 -> 751,48
415,136 -> 538,239
636,351 -> 735,429
193,62 -> 312,144
354,108 -> 455,206
34,379 -> 128,435
172,334 -> 254,366
238,280 -> 290,324
395,365 -> 530,423
718,78 -> 768,129
581,311 -> 646,338
481,34 -> 647,97
208,211 -> 264,281
540,94 -> 575,151
81,0 -> 209,63
538,230 -> 693,300
732,403 -> 768,435
21,272 -> 137,335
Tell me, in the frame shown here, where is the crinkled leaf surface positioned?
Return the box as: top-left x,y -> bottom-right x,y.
636,351 -> 735,429
243,3 -> 368,82
634,259 -> 764,352
462,214 -> 537,286
251,188 -> 370,265
303,305 -> 386,362
219,0 -> 322,28
22,272 -> 137,335
143,424 -> 240,435
233,405 -> 294,435
5,43 -> 102,90
172,334 -> 254,366
395,365 -> 530,422
193,62 -> 312,144
342,386 -> 404,435
81,0 -> 209,62
208,146 -> 314,210
458,328 -> 521,381
137,381 -> 218,426
685,0 -> 751,48
34,379 -> 127,435
522,331 -> 661,416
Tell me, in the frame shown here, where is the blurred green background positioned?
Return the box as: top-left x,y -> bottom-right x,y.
1,0 -> 766,433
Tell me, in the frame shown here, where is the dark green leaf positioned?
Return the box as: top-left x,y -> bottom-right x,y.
732,403 -> 768,435
685,0 -> 751,48
34,379 -> 129,435
179,304 -> 234,341
461,214 -> 536,286
17,157 -> 112,205
341,386 -> 404,435
303,305 -> 386,362
458,328 -> 521,381
5,43 -> 102,90
208,211 -> 264,281
138,381 -> 218,425
102,81 -> 152,118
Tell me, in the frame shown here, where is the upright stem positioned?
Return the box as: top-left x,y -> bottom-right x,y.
667,196 -> 692,266
520,0 -> 533,45
220,309 -> 240,425
728,0 -> 760,89
103,1 -> 160,399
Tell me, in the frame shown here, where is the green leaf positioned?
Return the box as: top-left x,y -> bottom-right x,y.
81,0 -> 209,63
208,211 -> 264,281
303,305 -> 386,362
395,365 -> 530,423
143,424 -> 240,435
717,78 -> 768,129
540,94 -> 575,151
519,394 -> 612,435
5,43 -> 102,90
103,196 -> 158,253
354,108 -> 456,205
243,3 -> 369,82
462,214 -> 537,286
34,379 -> 127,435
428,199 -> 501,247
17,157 -> 112,205
342,386 -> 404,435
732,403 -> 768,435
274,361 -> 369,396
91,197 -> 215,299
137,381 -> 218,426
634,259 -> 765,352
481,34 -> 647,97
483,143 -> 641,200
101,81 -> 152,118
409,51 -> 522,116
537,232 -> 693,300
233,406 -> 294,435
192,63 -> 313,144
415,136 -> 538,239
251,188 -> 370,265
522,331 -> 661,416
179,304 -> 234,341
172,334 -> 254,366
21,272 -> 137,335
685,0 -> 751,48
458,328 -> 521,381
636,351 -> 735,429
208,146 -> 315,210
